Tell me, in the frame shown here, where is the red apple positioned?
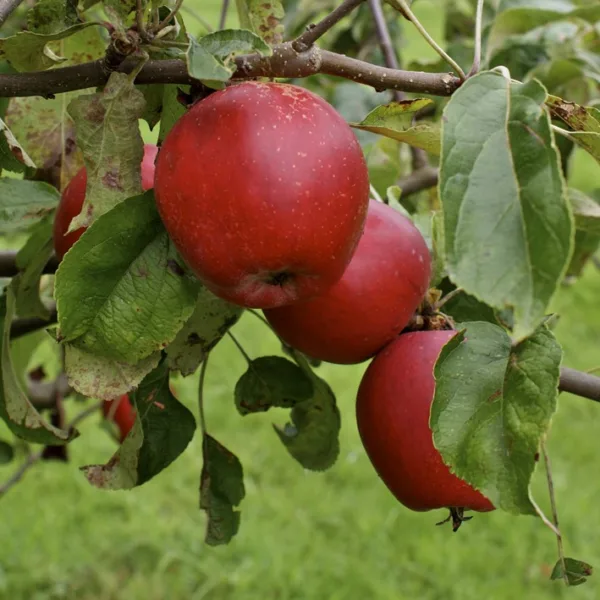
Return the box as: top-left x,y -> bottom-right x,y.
154,81 -> 370,309
356,330 -> 494,518
264,200 -> 431,364
102,394 -> 136,443
53,143 -> 158,260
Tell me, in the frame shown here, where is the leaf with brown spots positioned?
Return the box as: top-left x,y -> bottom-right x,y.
67,72 -> 146,230
81,361 -> 196,489
234,0 -> 285,45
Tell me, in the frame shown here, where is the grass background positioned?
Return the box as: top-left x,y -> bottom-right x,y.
1,1 -> 600,599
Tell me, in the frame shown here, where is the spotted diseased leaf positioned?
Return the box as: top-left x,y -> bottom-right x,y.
5,25 -> 105,190
351,99 -> 441,154
550,557 -> 593,586
67,72 -> 146,229
431,322 -> 561,515
200,434 -> 245,546
81,361 -> 196,489
235,356 -> 314,415
440,72 -> 573,341
166,288 -> 243,376
274,353 -> 340,471
0,23 -> 101,72
235,0 -> 285,45
55,192 -> 199,363
546,96 -> 600,164
64,343 -> 160,401
27,0 -> 79,34
0,179 -> 58,233
0,287 -> 75,444
12,214 -> 55,320
0,118 -> 36,174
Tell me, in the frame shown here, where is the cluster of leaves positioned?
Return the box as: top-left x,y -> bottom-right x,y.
0,0 -> 597,582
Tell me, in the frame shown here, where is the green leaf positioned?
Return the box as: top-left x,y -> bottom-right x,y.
274,353 -> 340,471
431,322 -> 561,515
0,23 -> 100,72
12,214 -> 54,320
200,433 -> 246,546
568,188 -> 600,233
567,229 -> 600,277
166,288 -> 243,377
0,287 -> 75,444
235,0 -> 284,45
235,356 -> 314,415
64,343 -> 160,400
199,29 -> 272,58
550,557 -> 593,586
138,83 -> 164,130
488,1 -> 600,54
67,72 -> 146,229
28,0 -> 79,34
158,84 -> 187,144
351,99 -> 441,155
0,179 -> 58,233
440,71 -> 573,341
186,36 -> 231,88
55,192 -> 199,363
81,360 -> 196,489
0,117 -> 36,174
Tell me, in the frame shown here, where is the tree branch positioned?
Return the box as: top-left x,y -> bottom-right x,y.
0,251 -> 59,277
0,43 -> 462,98
559,367 -> 600,402
0,0 -> 24,28
218,0 -> 230,30
10,307 -> 57,340
397,165 -> 439,196
293,0 -> 366,52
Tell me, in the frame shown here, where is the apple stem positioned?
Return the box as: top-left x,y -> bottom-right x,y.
468,0 -> 485,77
541,436 -> 570,586
435,287 -> 464,311
198,356 -> 210,435
227,331 -> 253,365
389,0 -> 466,81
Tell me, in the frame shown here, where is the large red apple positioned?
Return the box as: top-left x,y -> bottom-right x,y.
356,330 -> 494,524
264,200 -> 431,364
53,144 -> 158,260
154,81 -> 370,309
102,394 -> 136,443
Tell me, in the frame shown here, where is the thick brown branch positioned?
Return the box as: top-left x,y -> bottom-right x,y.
0,43 -> 462,98
559,367 -> 600,403
293,0 -> 365,52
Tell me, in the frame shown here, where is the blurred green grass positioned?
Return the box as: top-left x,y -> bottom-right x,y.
2,1 -> 600,599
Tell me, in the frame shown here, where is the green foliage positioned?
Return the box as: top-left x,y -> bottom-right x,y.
81,360 -> 196,489
235,0 -> 285,44
0,180 -> 57,233
551,557 -> 594,586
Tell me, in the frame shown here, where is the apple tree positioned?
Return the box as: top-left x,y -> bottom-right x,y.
1,0 -> 599,588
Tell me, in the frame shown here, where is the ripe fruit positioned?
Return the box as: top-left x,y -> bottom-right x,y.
53,144 -> 158,260
264,200 -> 431,364
356,330 -> 494,524
154,81 -> 370,309
102,394 -> 136,442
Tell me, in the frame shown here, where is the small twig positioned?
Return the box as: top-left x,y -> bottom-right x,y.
154,0 -> 184,33
397,166 -> 439,197
531,495 -> 561,538
0,0 -> 24,28
435,287 -> 464,310
198,356 -> 209,435
0,400 -> 102,498
0,251 -> 59,278
136,0 -> 150,42
10,306 -> 57,340
391,0 -> 466,80
551,124 -> 578,144
293,0 -> 366,52
218,0 -> 230,30
468,0 -> 485,77
541,436 -> 569,586
247,308 -> 274,330
227,331 -> 252,365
